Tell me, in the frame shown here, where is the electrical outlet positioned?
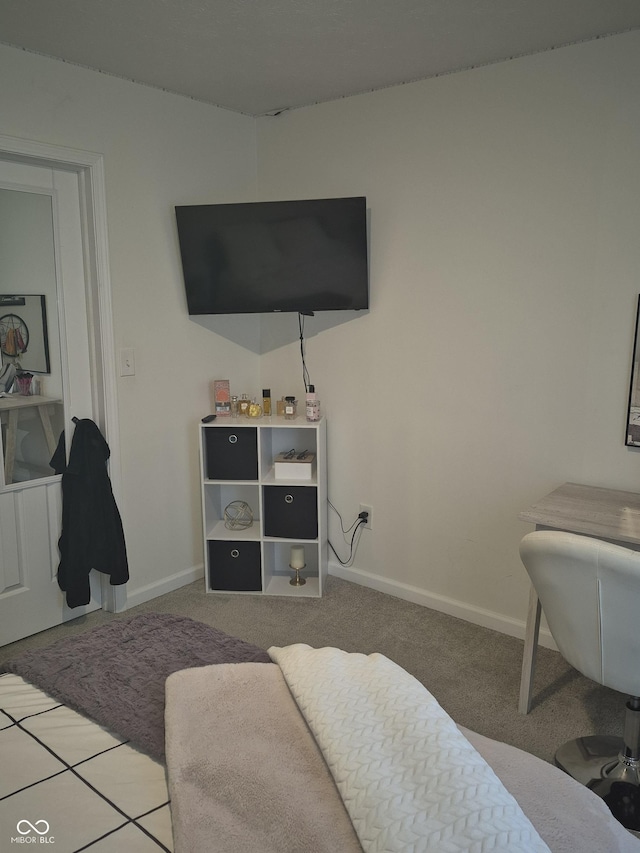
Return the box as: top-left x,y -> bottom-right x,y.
359,503 -> 373,530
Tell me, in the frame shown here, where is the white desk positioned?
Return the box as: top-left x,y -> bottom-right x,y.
0,394 -> 62,484
518,482 -> 640,714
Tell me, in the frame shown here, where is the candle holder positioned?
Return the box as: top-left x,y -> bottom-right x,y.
289,563 -> 306,586
289,546 -> 306,586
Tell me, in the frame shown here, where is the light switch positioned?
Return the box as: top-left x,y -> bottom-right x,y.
120,347 -> 135,376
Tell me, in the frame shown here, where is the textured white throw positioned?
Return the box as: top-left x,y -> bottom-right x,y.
269,644 -> 551,853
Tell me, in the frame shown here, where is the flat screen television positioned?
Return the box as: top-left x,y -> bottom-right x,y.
175,196 -> 368,315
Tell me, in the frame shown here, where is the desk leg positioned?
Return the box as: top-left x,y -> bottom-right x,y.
4,408 -> 18,485
519,584 -> 542,714
37,404 -> 58,457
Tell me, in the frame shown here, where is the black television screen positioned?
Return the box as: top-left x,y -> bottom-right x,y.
175,196 -> 368,315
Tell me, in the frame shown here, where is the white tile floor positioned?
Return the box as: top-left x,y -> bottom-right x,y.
0,674 -> 173,851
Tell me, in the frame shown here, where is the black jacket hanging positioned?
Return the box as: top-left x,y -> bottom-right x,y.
52,418 -> 129,608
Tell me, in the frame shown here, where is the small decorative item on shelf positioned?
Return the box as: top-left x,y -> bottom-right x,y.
238,394 -> 250,417
16,371 -> 33,396
289,545 -> 306,586
283,396 -> 297,419
0,362 -> 16,394
274,449 -> 316,480
230,395 -> 239,417
212,379 -> 231,417
305,385 -> 320,422
223,500 -> 254,530
262,388 -> 272,416
248,398 -> 262,418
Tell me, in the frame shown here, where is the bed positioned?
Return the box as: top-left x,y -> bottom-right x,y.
0,671 -> 173,851
1,614 -> 639,852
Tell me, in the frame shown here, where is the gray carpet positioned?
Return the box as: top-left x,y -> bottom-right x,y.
0,575 -> 624,765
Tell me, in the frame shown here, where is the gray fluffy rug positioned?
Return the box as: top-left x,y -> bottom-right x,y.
0,612 -> 272,761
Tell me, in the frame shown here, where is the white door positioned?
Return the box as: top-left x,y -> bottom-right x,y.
0,158 -> 101,645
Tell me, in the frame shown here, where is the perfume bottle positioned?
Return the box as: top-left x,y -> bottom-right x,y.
239,394 -> 250,417
230,395 -> 239,417
262,388 -> 272,416
248,398 -> 263,418
284,396 -> 297,419
305,385 -> 320,422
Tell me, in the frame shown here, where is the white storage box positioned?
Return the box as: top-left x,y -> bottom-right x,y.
273,452 -> 316,480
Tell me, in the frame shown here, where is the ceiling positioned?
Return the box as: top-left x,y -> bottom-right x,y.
1,0 -> 639,117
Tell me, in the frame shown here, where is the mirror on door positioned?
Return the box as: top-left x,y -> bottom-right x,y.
0,188 -> 65,485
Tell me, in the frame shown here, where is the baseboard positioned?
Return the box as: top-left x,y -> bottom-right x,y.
117,563 -> 205,611
329,562 -> 558,651
113,559 -> 558,652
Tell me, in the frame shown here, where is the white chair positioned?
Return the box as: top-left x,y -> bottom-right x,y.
519,530 -> 640,832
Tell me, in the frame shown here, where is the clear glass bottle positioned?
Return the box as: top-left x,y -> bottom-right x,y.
305,385 -> 320,422
248,398 -> 262,418
284,396 -> 297,419
230,395 -> 239,417
239,393 -> 250,417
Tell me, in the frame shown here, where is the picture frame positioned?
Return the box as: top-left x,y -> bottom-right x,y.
625,294 -> 640,447
0,294 -> 51,374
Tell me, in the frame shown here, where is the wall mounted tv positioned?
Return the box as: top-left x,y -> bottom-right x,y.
175,196 -> 368,315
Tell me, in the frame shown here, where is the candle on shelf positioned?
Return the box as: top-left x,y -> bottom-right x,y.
290,546 -> 305,569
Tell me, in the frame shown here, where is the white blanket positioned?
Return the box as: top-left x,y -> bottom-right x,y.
269,644 -> 551,853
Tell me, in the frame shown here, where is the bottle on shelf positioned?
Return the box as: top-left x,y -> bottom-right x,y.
262,388 -> 272,416
238,394 -> 250,417
305,385 -> 320,422
284,396 -> 297,419
248,398 -> 263,418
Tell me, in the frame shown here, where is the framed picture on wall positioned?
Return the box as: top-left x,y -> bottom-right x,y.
626,294 -> 640,447
0,294 -> 51,374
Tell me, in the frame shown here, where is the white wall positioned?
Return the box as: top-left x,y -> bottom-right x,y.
256,31 -> 640,637
0,44 -> 261,602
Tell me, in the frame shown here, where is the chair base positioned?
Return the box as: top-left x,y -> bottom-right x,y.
556,736 -> 640,832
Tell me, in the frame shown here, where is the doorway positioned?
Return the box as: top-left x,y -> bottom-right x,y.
0,135 -> 121,645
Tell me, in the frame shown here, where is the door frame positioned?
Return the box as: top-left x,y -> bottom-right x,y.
0,133 -> 124,612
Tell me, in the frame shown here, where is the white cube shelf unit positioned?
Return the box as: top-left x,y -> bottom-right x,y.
199,416 -> 327,597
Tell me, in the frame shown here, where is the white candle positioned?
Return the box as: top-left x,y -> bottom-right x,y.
290,546 -> 305,569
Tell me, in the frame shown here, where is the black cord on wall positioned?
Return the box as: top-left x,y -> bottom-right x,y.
299,314 -> 368,565
298,312 -> 311,392
328,501 -> 368,566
